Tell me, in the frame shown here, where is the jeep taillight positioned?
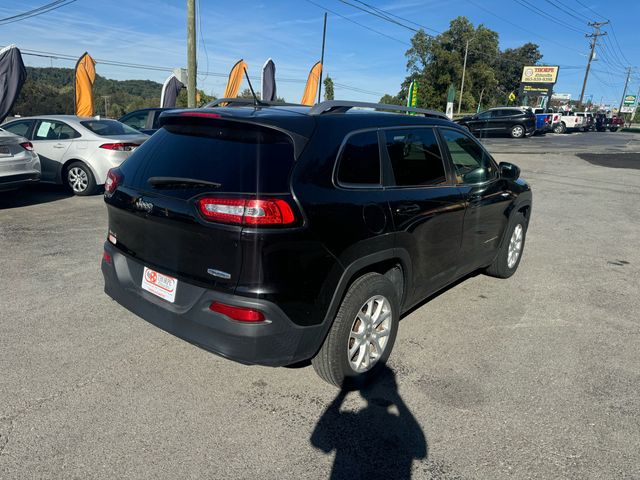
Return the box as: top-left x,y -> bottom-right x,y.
20,142 -> 34,151
105,168 -> 122,194
197,197 -> 296,225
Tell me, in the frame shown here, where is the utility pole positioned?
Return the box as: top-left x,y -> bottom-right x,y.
579,21 -> 608,105
617,66 -> 632,119
317,12 -> 327,104
458,39 -> 469,115
101,95 -> 110,117
187,0 -> 197,108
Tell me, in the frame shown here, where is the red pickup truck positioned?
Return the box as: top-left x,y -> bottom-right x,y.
595,113 -> 624,132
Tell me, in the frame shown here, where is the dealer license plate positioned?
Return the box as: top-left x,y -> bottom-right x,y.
141,267 -> 177,303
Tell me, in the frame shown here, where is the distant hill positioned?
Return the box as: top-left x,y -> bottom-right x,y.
11,67 -> 212,118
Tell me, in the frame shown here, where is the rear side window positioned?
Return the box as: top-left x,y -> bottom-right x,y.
2,120 -> 32,138
120,112 -> 149,131
383,128 -> 446,187
336,130 -> 380,186
80,120 -> 139,136
120,121 -> 295,195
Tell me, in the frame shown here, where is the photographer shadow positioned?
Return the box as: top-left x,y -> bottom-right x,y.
311,365 -> 427,479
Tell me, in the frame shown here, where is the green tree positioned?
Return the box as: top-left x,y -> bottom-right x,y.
323,76 -> 335,101
390,17 -> 541,113
379,93 -> 402,105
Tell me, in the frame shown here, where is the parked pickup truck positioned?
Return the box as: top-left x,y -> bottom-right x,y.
553,110 -> 584,134
595,113 -> 624,132
532,108 -> 562,134
575,112 -> 595,132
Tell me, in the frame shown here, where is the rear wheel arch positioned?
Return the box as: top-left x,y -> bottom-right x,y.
60,158 -> 98,185
312,250 -> 411,356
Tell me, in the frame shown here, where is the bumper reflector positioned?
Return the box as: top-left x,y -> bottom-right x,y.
210,302 -> 265,322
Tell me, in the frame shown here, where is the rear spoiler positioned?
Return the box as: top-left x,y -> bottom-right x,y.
157,110 -> 310,159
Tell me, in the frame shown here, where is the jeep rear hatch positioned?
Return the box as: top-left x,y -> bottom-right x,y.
104,114 -> 301,292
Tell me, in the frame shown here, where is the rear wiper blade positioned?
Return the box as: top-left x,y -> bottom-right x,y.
148,177 -> 222,189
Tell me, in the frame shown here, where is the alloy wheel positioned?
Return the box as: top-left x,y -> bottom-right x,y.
512,126 -> 524,138
507,224 -> 524,268
68,167 -> 89,193
347,295 -> 392,373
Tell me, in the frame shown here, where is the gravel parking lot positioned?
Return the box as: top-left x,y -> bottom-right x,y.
1,132 -> 639,479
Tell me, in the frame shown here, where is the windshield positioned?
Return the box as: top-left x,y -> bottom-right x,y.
80,120 -> 140,136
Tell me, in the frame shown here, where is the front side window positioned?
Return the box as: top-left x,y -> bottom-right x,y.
440,129 -> 496,184
336,130 -> 380,186
384,128 -> 446,187
477,111 -> 491,120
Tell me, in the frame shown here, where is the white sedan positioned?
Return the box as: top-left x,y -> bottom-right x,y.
2,115 -> 148,195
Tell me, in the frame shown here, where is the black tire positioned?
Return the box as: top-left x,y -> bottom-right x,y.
485,213 -> 528,279
553,122 -> 566,134
312,272 -> 399,387
610,127 -> 618,132
65,161 -> 96,196
510,124 -> 525,139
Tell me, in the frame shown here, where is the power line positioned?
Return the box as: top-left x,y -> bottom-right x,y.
608,23 -> 632,67
464,0 -> 584,55
302,0 -> 410,46
543,0 -> 591,24
573,0 -> 606,20
337,0 -> 419,33
0,0 -> 76,25
514,0 -> 588,35
351,0 -> 440,34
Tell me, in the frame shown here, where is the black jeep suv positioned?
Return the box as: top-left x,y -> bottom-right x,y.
101,99 -> 532,386
456,107 -> 536,138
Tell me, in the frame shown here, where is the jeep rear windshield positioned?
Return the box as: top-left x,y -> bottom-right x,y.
119,121 -> 295,194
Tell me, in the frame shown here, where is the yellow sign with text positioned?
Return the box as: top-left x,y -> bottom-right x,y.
521,65 -> 559,84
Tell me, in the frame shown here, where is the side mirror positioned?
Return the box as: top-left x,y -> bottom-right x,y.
500,162 -> 520,180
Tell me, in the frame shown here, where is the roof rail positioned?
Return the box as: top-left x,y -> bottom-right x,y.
204,98 -> 304,108
308,100 -> 449,119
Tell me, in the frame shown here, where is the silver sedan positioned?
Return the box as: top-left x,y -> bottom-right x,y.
2,115 -> 148,195
0,128 -> 41,192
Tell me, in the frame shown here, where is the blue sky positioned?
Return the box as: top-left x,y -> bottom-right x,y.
0,0 -> 638,108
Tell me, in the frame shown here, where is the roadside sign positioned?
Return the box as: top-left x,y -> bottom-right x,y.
623,94 -> 637,106
552,93 -> 571,101
521,65 -> 559,84
519,83 -> 553,97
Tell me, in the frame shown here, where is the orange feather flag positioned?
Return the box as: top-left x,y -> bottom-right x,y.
300,61 -> 322,106
75,52 -> 96,116
223,59 -> 247,98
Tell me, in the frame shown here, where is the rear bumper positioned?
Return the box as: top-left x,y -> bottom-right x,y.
0,172 -> 40,191
101,243 -> 325,367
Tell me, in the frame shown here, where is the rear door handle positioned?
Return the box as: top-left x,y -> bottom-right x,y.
396,204 -> 420,214
53,143 -> 65,148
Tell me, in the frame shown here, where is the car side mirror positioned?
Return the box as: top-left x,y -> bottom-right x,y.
500,162 -> 520,180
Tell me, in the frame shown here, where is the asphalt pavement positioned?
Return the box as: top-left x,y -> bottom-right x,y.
1,132 -> 639,479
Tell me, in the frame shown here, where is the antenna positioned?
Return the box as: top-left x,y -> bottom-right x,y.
243,67 -> 261,107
